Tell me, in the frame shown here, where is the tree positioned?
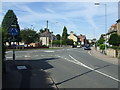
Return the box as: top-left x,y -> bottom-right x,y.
1,26 -> 6,73
108,33 -> 120,46
62,26 -> 68,40
20,28 -> 39,45
1,9 -> 21,46
62,26 -> 68,45
38,28 -> 45,34
97,34 -> 105,46
56,34 -> 61,40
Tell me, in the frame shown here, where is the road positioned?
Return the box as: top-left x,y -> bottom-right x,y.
6,48 -> 119,88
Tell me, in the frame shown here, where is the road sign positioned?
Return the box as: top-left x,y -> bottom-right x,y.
9,28 -> 19,36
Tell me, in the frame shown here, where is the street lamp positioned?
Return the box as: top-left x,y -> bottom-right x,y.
94,2 -> 107,54
51,21 -> 62,47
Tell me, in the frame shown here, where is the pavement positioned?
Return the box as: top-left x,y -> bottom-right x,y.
2,60 -> 57,89
90,47 -> 119,65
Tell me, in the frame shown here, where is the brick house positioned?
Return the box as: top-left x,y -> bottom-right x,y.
78,34 -> 86,46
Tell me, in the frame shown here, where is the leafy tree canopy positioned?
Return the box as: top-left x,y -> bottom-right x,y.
56,34 -> 61,40
97,34 -> 105,46
1,9 -> 20,43
20,28 -> 39,44
108,33 -> 120,46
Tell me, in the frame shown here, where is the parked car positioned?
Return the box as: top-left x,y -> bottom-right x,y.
84,45 -> 91,50
77,45 -> 82,48
11,44 -> 17,47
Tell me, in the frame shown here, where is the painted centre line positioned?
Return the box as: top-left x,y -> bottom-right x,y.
69,55 -> 120,82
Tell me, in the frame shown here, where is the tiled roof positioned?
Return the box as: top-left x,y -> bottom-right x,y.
107,24 -> 117,34
116,19 -> 120,23
40,31 -> 52,37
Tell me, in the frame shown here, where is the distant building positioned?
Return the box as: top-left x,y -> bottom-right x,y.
104,24 -> 117,46
106,24 -> 117,40
116,19 -> 120,35
68,31 -> 79,45
40,28 -> 55,46
78,34 -> 86,46
29,42 -> 42,47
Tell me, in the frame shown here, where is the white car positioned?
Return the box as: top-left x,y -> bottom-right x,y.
77,45 -> 82,48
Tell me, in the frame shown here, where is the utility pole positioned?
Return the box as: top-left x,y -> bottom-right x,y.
94,3 -> 107,54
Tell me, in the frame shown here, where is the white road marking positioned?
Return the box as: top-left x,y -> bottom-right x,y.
6,51 -> 12,53
24,55 -> 31,58
55,55 -> 80,64
69,55 -> 120,82
55,55 -> 120,82
44,51 -> 55,52
88,51 -> 92,56
6,57 -> 12,58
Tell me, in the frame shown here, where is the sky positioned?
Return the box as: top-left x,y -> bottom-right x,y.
0,1 -> 119,40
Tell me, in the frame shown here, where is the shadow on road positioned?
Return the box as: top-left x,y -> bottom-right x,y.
2,57 -> 58,89
55,65 -> 110,85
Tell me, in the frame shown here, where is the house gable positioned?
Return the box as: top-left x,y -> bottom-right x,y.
68,32 -> 78,42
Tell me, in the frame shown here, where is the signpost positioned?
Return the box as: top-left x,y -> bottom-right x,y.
9,28 -> 18,36
9,27 -> 19,61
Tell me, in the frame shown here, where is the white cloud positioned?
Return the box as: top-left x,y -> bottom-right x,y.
1,2 -> 118,39
2,0 -> 120,2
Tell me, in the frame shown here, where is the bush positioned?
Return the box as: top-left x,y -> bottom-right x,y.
41,45 -> 49,48
52,40 -> 60,45
99,44 -> 108,50
108,46 -> 120,50
108,33 -> 120,46
66,39 -> 74,45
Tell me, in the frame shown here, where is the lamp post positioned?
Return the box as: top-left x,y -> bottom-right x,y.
94,3 -> 107,54
53,21 -> 62,47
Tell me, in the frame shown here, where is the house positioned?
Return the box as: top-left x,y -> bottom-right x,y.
78,34 -> 86,46
40,28 -> 54,46
116,19 -> 120,35
68,31 -> 80,45
106,24 -> 117,43
29,42 -> 42,47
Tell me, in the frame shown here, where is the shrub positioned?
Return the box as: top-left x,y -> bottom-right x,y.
99,44 -> 108,50
108,46 -> 120,50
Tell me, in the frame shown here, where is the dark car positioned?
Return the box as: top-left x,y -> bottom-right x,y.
84,46 -> 91,50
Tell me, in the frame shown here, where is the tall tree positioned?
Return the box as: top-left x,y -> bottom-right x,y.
20,28 -> 39,45
1,25 -> 6,73
62,26 -> 68,41
1,9 -> 21,46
